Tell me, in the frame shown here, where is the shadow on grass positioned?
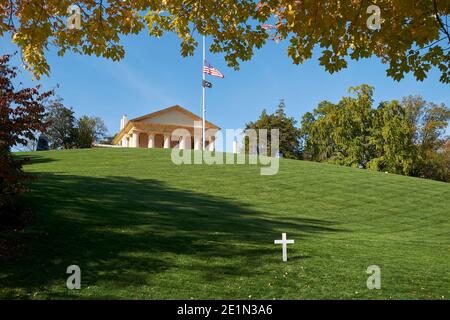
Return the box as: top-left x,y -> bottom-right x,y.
14,153 -> 60,165
0,172 -> 344,298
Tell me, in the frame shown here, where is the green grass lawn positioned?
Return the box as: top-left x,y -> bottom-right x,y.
1,148 -> 449,299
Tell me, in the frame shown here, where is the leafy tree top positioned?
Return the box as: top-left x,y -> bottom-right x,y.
0,54 -> 53,150
1,1 -> 449,82
246,99 -> 301,159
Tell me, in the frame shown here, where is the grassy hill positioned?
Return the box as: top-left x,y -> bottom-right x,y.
1,148 -> 449,299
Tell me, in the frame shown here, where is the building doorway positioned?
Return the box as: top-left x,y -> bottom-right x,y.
154,134 -> 164,148
139,133 -> 148,148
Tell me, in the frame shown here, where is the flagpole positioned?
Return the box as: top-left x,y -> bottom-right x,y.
202,35 -> 206,151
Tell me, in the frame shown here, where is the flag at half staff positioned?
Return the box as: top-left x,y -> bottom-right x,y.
203,60 -> 224,78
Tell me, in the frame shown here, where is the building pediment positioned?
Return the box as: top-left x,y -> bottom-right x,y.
112,105 -> 219,145
130,105 -> 219,129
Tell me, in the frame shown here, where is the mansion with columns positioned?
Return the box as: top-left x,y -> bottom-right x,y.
112,105 -> 220,150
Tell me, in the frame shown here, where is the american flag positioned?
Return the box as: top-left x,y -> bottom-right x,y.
203,60 -> 224,78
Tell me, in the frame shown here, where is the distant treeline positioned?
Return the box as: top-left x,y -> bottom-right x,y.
246,85 -> 450,182
34,97 -> 110,151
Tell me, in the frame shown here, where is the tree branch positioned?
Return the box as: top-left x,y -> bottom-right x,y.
433,0 -> 450,42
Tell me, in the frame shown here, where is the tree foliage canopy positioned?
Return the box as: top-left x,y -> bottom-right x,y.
44,99 -> 108,149
246,100 -> 301,159
1,1 -> 449,82
300,85 -> 450,181
75,115 -> 108,148
0,54 -> 52,222
45,98 -> 76,149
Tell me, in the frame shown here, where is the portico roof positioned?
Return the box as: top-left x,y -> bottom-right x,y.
112,105 -> 220,145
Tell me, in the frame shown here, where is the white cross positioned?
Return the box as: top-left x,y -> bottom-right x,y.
274,233 -> 295,262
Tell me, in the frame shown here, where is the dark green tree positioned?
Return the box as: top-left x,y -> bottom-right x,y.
300,85 -> 375,167
246,100 -> 301,159
45,98 -> 76,149
75,116 -> 108,149
368,100 -> 417,175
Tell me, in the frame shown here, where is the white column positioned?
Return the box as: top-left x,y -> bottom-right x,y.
232,139 -> 238,154
132,132 -> 139,148
124,135 -> 131,148
148,134 -> 154,148
194,136 -> 201,151
121,136 -> 127,148
208,138 -> 215,152
179,136 -> 185,150
163,134 -> 170,149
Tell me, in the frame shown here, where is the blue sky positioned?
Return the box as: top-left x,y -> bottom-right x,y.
1,31 -> 449,141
